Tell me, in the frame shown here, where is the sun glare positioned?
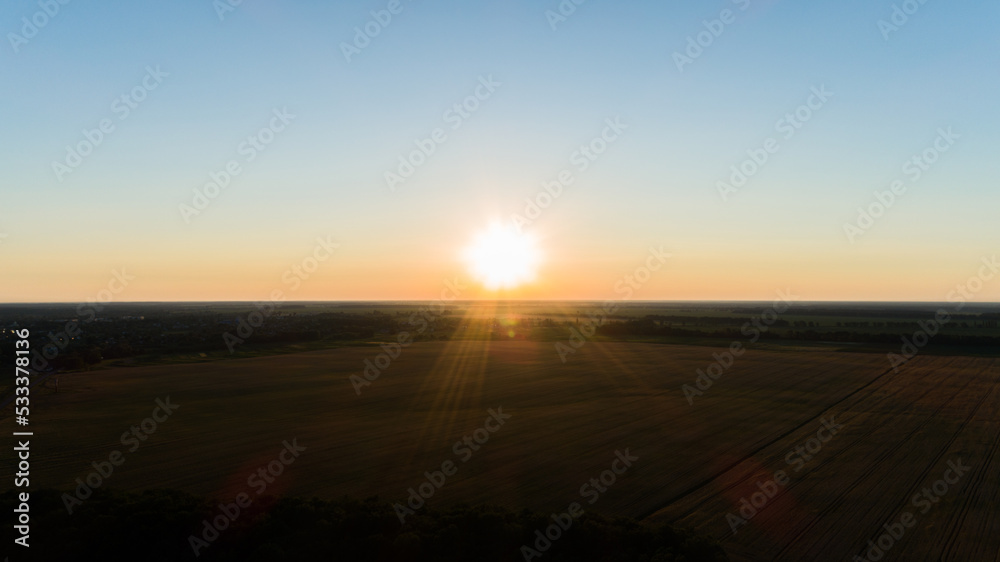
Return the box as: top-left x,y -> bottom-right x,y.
464,224 -> 541,291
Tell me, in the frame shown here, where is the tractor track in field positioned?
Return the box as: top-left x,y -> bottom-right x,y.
776,357 -> 993,560
651,356 -> 949,529
930,357 -> 1000,562
639,357 -> 906,523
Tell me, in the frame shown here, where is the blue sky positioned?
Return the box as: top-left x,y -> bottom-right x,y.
2,0 -> 998,301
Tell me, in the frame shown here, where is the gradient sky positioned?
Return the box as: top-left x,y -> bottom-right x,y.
2,0 -> 999,302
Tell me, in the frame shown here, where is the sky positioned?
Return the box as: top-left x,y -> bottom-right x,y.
1,0 -> 999,303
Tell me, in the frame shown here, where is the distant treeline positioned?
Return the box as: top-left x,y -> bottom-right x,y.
642,315 -> 791,327
0,311 -> 431,372
1,489 -> 728,562
729,307 -> 1000,320
596,317 -> 1000,347
4,305 -> 998,374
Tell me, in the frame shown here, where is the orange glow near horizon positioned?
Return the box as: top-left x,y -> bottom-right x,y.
1,231 -> 999,303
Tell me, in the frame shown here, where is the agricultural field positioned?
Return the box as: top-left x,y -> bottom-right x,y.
647,352 -> 1000,561
15,338 -> 998,560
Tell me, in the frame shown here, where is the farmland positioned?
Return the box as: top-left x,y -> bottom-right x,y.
13,336 -> 999,560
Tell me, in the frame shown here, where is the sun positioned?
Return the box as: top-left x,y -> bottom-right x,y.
463,224 -> 542,291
